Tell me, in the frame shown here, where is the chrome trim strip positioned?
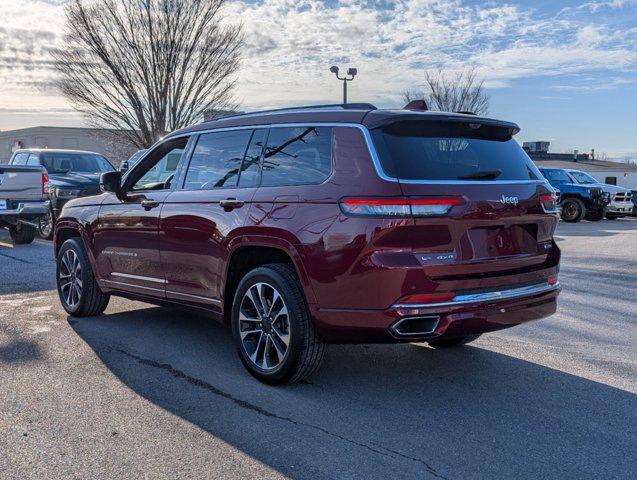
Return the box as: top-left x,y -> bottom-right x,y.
102,279 -> 165,293
111,272 -> 166,284
163,122 -> 546,186
165,289 -> 222,305
393,281 -> 561,309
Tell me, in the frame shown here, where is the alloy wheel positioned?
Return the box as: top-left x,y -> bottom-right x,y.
39,211 -> 53,238
59,249 -> 82,309
239,282 -> 291,371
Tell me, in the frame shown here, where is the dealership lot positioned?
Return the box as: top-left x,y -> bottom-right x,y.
0,220 -> 635,479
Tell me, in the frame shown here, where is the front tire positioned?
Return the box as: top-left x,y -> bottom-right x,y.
428,334 -> 481,348
231,263 -> 324,385
56,238 -> 110,317
560,198 -> 585,222
9,223 -> 36,244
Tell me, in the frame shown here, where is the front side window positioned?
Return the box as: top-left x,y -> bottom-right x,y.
371,121 -> 540,181
40,152 -> 114,174
130,138 -> 188,191
261,127 -> 333,186
184,130 -> 252,190
569,171 -> 598,185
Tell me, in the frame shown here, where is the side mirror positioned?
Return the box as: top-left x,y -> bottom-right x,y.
100,171 -> 123,197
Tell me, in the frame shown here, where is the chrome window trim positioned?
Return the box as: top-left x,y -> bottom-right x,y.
393,281 -> 561,309
162,122 -> 547,186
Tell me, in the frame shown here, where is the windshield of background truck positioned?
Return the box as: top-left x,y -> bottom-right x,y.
40,153 -> 114,174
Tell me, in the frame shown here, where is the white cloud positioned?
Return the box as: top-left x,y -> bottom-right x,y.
0,0 -> 635,116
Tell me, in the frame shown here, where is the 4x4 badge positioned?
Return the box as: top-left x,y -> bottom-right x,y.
500,195 -> 519,206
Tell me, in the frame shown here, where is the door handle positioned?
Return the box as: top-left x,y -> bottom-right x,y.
141,199 -> 160,210
219,198 -> 245,210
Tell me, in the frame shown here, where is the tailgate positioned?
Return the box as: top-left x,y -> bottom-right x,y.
0,165 -> 45,201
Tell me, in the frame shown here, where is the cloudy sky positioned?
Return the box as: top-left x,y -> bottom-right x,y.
0,0 -> 636,159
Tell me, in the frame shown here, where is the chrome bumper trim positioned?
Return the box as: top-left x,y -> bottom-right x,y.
0,200 -> 50,217
393,281 -> 561,309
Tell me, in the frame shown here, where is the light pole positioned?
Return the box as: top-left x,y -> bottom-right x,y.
329,66 -> 357,104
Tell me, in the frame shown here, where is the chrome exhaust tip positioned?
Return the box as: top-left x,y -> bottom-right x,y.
389,316 -> 440,338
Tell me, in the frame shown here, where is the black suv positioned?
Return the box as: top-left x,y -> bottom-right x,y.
9,149 -> 115,239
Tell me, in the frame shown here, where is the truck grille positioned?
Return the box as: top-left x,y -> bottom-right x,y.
612,192 -> 632,202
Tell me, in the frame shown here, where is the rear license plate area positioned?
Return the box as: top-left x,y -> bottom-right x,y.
466,225 -> 537,258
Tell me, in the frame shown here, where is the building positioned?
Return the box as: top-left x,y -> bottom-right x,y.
0,126 -> 138,166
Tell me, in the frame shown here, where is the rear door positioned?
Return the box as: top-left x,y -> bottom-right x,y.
160,128 -> 265,309
94,137 -> 190,296
369,119 -> 558,285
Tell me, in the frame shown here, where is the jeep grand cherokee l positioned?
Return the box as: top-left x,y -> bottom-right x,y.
53,103 -> 561,384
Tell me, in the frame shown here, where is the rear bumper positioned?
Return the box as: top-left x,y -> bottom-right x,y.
311,281 -> 560,343
0,200 -> 50,220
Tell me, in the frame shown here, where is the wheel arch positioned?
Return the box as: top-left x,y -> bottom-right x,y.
222,236 -> 317,324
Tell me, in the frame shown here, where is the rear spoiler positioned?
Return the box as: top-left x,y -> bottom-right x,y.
366,113 -> 520,137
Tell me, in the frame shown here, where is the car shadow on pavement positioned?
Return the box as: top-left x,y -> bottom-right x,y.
68,306 -> 636,480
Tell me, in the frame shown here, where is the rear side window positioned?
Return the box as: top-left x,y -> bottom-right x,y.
541,169 -> 570,182
11,153 -> 28,165
371,121 -> 540,181
184,130 -> 252,189
261,127 -> 332,186
27,154 -> 40,166
238,129 -> 266,188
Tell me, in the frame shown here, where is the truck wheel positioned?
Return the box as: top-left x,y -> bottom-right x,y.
585,209 -> 605,222
56,238 -> 110,317
9,223 -> 37,244
560,198 -> 585,222
428,334 -> 481,348
37,208 -> 55,240
232,263 -> 324,385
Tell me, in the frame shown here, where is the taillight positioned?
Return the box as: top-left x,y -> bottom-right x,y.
339,197 -> 462,217
42,171 -> 50,195
548,275 -> 559,286
540,195 -> 558,213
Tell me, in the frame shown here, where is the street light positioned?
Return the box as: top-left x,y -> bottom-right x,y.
329,65 -> 357,104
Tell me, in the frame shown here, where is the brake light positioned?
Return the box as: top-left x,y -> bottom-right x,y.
548,275 -> 559,286
339,197 -> 462,217
397,292 -> 457,305
540,195 -> 558,213
42,171 -> 50,195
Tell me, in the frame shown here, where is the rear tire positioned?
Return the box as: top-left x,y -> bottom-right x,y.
9,223 -> 36,244
37,208 -> 55,240
428,334 -> 481,348
560,198 -> 585,222
56,238 -> 110,317
231,263 -> 324,385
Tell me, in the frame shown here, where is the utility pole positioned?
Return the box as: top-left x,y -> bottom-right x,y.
329,66 -> 357,104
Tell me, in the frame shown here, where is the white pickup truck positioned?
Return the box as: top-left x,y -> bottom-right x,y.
0,164 -> 51,244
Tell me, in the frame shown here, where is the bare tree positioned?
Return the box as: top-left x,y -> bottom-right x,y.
54,0 -> 242,148
403,68 -> 489,115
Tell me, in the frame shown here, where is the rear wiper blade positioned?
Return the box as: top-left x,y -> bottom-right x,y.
458,169 -> 502,180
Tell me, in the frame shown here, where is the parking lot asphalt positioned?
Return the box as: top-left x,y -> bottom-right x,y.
0,219 -> 636,480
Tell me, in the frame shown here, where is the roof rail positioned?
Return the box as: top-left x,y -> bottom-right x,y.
212,103 -> 378,121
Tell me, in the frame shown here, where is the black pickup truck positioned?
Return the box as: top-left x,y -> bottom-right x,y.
9,149 -> 115,239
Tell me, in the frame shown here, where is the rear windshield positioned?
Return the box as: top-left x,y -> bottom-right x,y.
371,121 -> 540,181
40,152 -> 114,174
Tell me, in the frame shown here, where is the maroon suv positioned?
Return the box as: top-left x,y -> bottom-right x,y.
54,103 -> 561,384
